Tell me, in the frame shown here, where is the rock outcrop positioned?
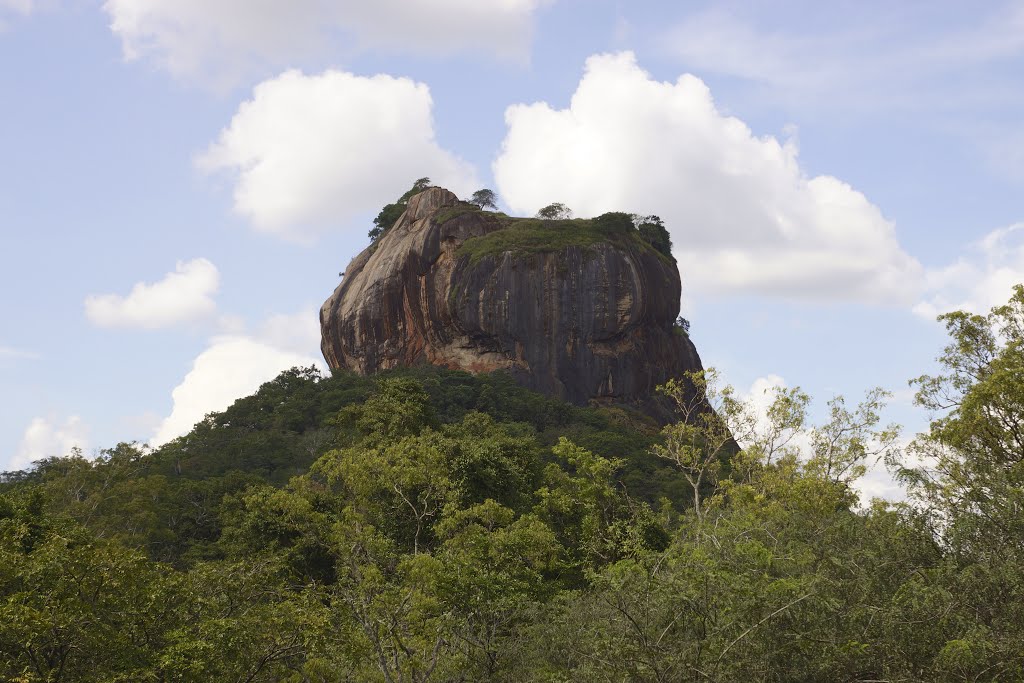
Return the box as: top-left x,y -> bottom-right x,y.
320,187 -> 706,418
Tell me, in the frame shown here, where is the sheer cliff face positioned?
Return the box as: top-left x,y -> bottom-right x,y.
320,187 -> 705,413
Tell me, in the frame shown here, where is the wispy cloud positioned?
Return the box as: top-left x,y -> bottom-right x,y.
0,0 -> 33,16
0,345 -> 40,360
661,3 -> 1024,114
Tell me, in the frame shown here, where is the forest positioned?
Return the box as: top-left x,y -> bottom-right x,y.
2,286 -> 1023,682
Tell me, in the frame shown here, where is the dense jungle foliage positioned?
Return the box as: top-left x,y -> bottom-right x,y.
3,286 -> 1024,682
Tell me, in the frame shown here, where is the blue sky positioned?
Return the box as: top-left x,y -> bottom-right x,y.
2,0 -> 1022,498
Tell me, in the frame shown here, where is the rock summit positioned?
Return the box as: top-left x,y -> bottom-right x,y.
320,187 -> 706,418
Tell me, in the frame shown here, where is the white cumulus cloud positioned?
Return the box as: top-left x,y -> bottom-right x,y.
198,68 -> 478,242
493,51 -> 923,304
103,0 -> 549,86
150,336 -> 321,447
915,222 -> 1024,319
739,374 -> 791,433
12,415 -> 89,471
259,309 -> 322,356
731,374 -> 811,456
84,258 -> 219,329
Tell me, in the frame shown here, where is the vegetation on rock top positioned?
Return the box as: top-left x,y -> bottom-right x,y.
367,181 -> 675,266
457,211 -> 674,265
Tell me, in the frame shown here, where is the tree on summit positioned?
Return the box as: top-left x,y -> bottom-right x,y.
407,177 -> 432,194
634,214 -> 673,257
536,202 -> 572,220
369,177 -> 432,242
468,188 -> 498,210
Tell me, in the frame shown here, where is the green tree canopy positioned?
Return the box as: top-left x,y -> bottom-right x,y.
468,188 -> 498,210
634,214 -> 673,257
536,202 -> 572,220
369,177 -> 432,241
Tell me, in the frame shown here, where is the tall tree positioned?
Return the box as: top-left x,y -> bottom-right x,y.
468,188 -> 498,210
894,285 -> 1024,678
536,202 -> 572,220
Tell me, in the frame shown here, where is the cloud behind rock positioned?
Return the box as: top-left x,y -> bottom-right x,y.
494,51 -> 923,305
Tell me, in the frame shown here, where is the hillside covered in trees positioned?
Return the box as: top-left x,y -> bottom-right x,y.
3,287 -> 1024,681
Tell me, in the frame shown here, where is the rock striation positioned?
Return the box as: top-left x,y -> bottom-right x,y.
320,187 -> 706,419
